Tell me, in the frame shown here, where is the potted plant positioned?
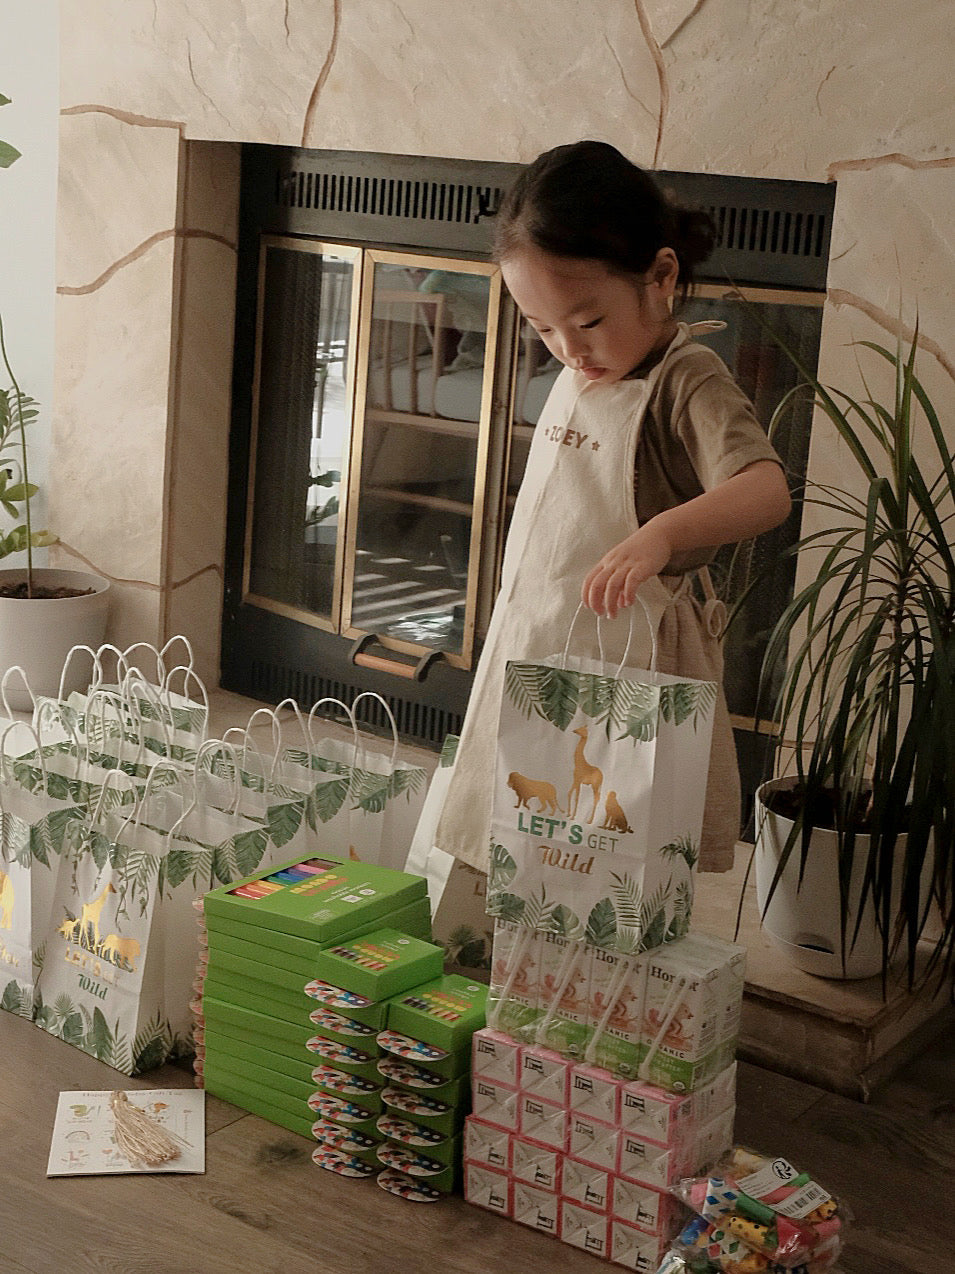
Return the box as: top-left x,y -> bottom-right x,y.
0,92 -> 109,709
747,327 -> 953,986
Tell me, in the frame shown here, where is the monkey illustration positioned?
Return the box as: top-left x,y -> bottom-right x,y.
600,790 -> 633,834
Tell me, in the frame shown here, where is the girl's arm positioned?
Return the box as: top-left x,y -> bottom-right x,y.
582,459 -> 791,619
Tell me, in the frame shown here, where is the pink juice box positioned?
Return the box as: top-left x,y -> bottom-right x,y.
464,1115 -> 511,1171
561,1156 -> 611,1213
520,1043 -> 570,1105
464,1160 -> 511,1215
559,1200 -> 611,1259
511,1135 -> 561,1192
512,1182 -> 560,1237
471,1027 -> 521,1087
487,921 -> 542,1042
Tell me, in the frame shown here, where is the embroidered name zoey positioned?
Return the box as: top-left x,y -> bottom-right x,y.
543,424 -> 598,451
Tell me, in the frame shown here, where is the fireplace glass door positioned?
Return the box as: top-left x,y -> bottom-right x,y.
244,237 -> 361,631
243,239 -> 502,670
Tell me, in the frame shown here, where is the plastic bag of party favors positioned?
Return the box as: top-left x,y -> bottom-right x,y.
659,1146 -> 847,1273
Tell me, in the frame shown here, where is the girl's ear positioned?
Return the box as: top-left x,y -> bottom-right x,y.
651,248 -> 680,298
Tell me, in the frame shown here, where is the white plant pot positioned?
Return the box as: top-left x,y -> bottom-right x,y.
754,776 -> 904,980
0,568 -> 110,711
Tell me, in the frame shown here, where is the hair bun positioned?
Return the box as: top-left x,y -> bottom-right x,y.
672,205 -> 717,271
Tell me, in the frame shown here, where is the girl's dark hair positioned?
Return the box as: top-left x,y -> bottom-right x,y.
493,140 -> 715,303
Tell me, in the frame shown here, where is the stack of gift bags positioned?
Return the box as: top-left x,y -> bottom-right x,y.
0,643 -> 428,1075
195,852 -> 488,1201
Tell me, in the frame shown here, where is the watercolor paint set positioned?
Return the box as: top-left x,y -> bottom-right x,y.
202,855 -> 429,944
203,893 -> 433,955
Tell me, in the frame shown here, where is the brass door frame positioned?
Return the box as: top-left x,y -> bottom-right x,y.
242,235 -> 363,634
342,248 -> 503,670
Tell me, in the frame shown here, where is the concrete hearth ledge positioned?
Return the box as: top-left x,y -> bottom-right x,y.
692,852 -> 954,1101
211,689 -> 951,1101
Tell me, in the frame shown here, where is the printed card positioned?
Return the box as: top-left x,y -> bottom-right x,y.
47,1089 -> 205,1176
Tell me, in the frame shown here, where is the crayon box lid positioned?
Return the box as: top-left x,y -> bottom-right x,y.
202,855 -> 427,943
311,929 -> 444,1001
386,974 -> 488,1053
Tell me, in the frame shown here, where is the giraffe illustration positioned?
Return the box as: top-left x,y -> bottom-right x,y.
79,881 -> 116,949
0,870 -> 14,929
567,725 -> 603,823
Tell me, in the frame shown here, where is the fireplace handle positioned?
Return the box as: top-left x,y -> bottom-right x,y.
350,635 -> 444,682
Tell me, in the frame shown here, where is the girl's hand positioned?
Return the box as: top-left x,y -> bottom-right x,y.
581,522 -> 673,619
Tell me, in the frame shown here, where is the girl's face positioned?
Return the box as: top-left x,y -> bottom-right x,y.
501,245 -> 678,385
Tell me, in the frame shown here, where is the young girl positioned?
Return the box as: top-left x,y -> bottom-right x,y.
435,140 -> 791,875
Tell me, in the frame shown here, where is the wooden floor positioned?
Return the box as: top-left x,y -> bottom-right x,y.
0,1008 -> 951,1273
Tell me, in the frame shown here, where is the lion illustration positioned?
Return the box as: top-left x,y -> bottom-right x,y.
99,933 -> 142,972
600,790 -> 633,834
507,771 -> 562,816
0,870 -> 14,929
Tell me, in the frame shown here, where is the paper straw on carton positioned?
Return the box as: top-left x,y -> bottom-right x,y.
637,973 -> 689,1082
583,954 -> 637,1065
533,940 -> 582,1044
486,925 -> 533,1030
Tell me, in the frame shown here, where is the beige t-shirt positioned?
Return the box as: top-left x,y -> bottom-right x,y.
633,340 -> 783,573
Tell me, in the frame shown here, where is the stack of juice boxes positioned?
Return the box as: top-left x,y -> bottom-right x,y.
463,922 -> 745,1269
195,854 -> 486,1200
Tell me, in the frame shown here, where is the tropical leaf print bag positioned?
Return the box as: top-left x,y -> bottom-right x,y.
0,724 -> 85,1020
34,770 -> 181,1075
487,609 -> 717,957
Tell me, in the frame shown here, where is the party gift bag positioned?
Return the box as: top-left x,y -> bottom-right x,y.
282,694 -> 429,869
487,620 -> 717,956
0,726 -> 85,1019
34,771 -> 180,1074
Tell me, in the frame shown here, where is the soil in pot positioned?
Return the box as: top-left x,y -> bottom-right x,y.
0,582 -> 95,600
762,782 -> 910,834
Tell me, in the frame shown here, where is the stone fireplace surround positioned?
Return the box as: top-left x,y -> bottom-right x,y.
51,2 -> 955,695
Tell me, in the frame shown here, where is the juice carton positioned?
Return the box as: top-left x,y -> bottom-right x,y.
535,933 -> 592,1059
586,948 -> 648,1079
562,1157 -> 611,1213
609,1221 -> 668,1272
487,921 -> 542,1040
511,1135 -> 561,1192
559,1201 -> 611,1259
464,1161 -> 511,1215
520,1044 -> 570,1105
471,1027 -> 522,1087
639,941 -> 740,1093
464,1115 -> 511,1171
512,1182 -> 560,1237
518,1093 -> 567,1151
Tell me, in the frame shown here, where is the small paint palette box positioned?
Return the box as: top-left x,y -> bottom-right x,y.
203,855 -> 428,944
204,1028 -> 321,1089
376,1055 -> 470,1107
201,970 -> 322,1025
386,974 -> 489,1057
376,1135 -> 462,1192
380,1082 -> 463,1139
308,928 -> 444,1002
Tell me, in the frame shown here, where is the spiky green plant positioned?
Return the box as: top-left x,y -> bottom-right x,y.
752,326 -> 955,987
0,92 -> 56,592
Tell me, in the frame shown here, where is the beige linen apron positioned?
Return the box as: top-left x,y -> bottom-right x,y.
435,323 -> 739,875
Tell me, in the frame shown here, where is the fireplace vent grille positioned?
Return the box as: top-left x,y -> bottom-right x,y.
243,147 -> 835,288
248,658 -> 463,748
276,168 -> 503,228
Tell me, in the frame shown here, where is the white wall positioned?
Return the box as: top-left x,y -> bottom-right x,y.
0,1 -> 59,547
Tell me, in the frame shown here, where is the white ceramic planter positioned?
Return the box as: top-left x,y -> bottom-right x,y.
0,568 -> 110,711
754,776 -> 901,980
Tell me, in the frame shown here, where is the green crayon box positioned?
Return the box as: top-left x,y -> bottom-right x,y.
203,892 -> 433,957
203,1065 -> 316,1140
386,974 -> 488,1056
309,928 -> 444,1001
202,854 -> 428,944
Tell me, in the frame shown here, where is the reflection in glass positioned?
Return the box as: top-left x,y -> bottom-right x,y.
248,244 -> 355,622
503,318 -> 562,543
350,261 -> 494,655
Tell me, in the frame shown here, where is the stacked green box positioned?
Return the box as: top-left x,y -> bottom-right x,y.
200,854 -> 442,1177
375,975 -> 488,1200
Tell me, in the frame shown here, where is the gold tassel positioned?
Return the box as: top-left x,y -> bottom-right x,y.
109,1091 -> 183,1168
